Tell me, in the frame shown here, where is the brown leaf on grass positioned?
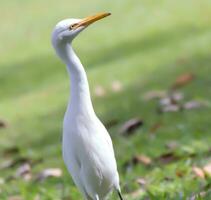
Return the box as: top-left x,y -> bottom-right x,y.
0,158 -> 29,169
8,196 -> 23,200
94,85 -> 106,97
172,72 -> 195,89
149,122 -> 162,134
203,163 -> 211,177
143,90 -> 166,101
183,101 -> 203,110
160,104 -> 181,113
159,97 -> 172,106
36,168 -> 62,181
173,72 -> 195,88
144,90 -> 183,102
124,154 -> 152,172
16,163 -> 32,181
3,147 -> 20,157
165,141 -> 179,150
168,92 -> 184,104
176,170 -> 186,178
132,155 -> 152,166
164,176 -> 173,181
111,80 -> 123,92
136,178 -> 147,186
0,119 -> 7,128
157,152 -> 180,164
0,157 -> 42,170
0,159 -> 14,169
192,166 -> 205,179
157,91 -> 185,113
119,118 -> 143,136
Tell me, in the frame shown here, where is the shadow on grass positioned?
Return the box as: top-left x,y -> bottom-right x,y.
85,25 -> 207,68
25,51 -> 211,157
1,23 -> 210,171
0,24 -> 209,100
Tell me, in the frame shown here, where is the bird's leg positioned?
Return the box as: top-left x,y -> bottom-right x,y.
117,190 -> 124,200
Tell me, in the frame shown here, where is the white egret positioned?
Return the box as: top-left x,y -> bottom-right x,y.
51,13 -> 123,200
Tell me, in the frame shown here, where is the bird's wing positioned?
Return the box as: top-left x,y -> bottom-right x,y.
83,117 -> 119,181
79,122 -> 119,198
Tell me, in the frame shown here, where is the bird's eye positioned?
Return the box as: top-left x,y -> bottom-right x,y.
69,23 -> 78,30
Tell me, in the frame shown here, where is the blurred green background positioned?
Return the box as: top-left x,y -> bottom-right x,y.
0,0 -> 211,199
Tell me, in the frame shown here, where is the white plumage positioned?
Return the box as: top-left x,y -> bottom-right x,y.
51,13 -> 123,200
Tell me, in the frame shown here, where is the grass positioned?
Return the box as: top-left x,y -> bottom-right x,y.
0,0 -> 211,199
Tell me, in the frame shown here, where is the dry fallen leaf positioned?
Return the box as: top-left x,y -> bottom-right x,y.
132,154 -> 152,166
0,119 -> 7,128
155,91 -> 184,113
3,146 -> 20,157
16,163 -> 31,176
119,118 -> 143,136
111,80 -> 123,92
123,154 -> 151,172
203,163 -> 211,177
0,157 -> 30,169
94,85 -> 106,97
192,166 -> 205,179
159,97 -> 172,106
136,178 -> 147,186
160,104 -> 181,113
143,90 -> 166,101
0,157 -> 42,170
176,170 -> 186,178
149,122 -> 162,134
183,101 -> 203,110
165,141 -> 179,150
16,163 -> 32,181
8,196 -> 23,200
0,159 -> 14,169
36,168 -> 62,181
172,72 -> 195,89
157,152 -> 180,164
170,91 -> 184,102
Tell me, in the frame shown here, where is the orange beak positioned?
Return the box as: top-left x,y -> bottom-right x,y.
70,12 -> 111,30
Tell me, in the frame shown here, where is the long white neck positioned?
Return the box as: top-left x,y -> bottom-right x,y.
55,42 -> 95,116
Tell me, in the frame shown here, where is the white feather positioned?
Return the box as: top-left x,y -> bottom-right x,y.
52,18 -> 121,200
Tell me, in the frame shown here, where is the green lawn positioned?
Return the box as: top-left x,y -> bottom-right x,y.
0,0 -> 211,199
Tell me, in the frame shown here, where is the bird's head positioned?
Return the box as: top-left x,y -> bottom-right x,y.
52,12 -> 111,47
